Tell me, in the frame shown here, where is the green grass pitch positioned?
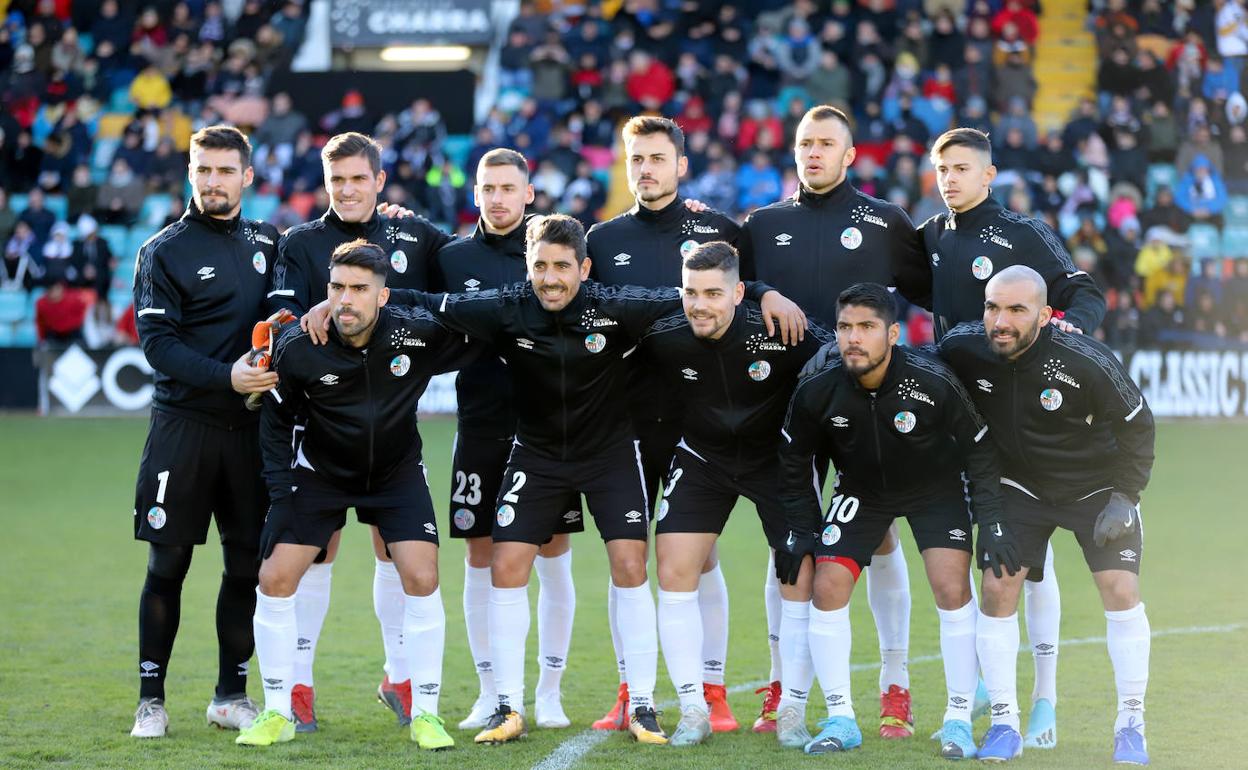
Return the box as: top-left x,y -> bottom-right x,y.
0,415 -> 1244,768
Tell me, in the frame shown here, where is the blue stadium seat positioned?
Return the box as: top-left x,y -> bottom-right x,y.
109,87 -> 131,113
126,226 -> 154,259
442,134 -> 473,169
12,320 -> 36,347
0,323 -> 13,347
10,193 -> 28,214
91,137 -> 120,173
776,86 -> 812,113
45,195 -> 68,222
1188,223 -> 1222,260
138,194 -> 171,228
1226,196 -> 1248,229
1220,227 -> 1248,259
1146,163 -> 1178,201
109,288 -> 133,311
243,193 -> 280,223
99,225 -> 129,257
114,259 -> 137,289
0,290 -> 27,323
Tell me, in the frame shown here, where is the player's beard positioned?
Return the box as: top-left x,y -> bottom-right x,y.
333,306 -> 376,343
634,175 -> 677,204
197,189 -> 236,216
990,322 -> 1041,360
842,345 -> 887,378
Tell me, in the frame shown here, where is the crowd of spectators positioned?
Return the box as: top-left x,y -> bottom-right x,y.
0,0 -> 1245,350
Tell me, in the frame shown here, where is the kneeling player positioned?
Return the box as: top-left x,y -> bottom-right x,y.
939,266 -> 1155,764
641,242 -> 829,746
776,283 -> 1013,759
238,241 -> 478,749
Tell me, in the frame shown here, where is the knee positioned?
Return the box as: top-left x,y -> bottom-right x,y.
257,563 -> 297,598
979,573 -> 1022,615
222,544 -> 259,583
932,580 -> 971,611
610,554 -> 648,588
147,543 -> 193,582
812,566 -> 854,611
490,555 -> 530,589
465,537 -> 492,569
1099,575 -> 1140,611
399,564 -> 439,597
656,560 -> 696,592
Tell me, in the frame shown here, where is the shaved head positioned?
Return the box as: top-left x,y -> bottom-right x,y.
983,265 -> 1052,360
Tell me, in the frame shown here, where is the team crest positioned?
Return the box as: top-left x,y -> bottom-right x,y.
840,226 -> 863,250
390,354 -> 411,377
496,504 -> 515,527
252,251 -> 266,273
971,256 -> 993,280
748,360 -> 772,381
147,506 -> 167,530
1040,388 -> 1063,411
679,239 -> 698,259
821,524 -> 841,546
894,410 -> 917,433
453,509 -> 475,530
390,250 -> 408,273
584,333 -> 607,353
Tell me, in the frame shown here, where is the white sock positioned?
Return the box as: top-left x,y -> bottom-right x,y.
253,589 -> 297,719
777,599 -> 813,714
658,589 -> 708,711
535,550 -> 575,701
615,582 -> 659,711
293,561 -> 333,688
976,611 -> 1020,731
1024,543 -> 1061,707
608,580 -> 626,684
699,563 -> 729,686
866,543 -> 911,691
373,559 -> 408,683
938,600 -> 979,723
764,554 -> 782,683
404,588 -> 445,716
808,605 -> 854,718
1106,602 -> 1150,733
463,562 -> 495,701
488,585 -> 530,714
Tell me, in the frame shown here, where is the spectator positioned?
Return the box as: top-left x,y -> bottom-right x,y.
530,31 -> 572,105
1188,256 -> 1226,306
19,188 -> 55,252
0,189 -> 15,246
129,63 -> 172,110
735,150 -> 782,212
1098,46 -> 1138,99
147,138 -> 186,194
95,158 -> 145,225
992,0 -> 1039,47
91,0 -> 132,54
1144,101 -> 1181,162
66,164 -> 98,223
1135,225 -> 1181,282
775,17 -> 821,83
1215,0 -> 1248,76
1143,253 -> 1190,309
1224,123 -> 1248,192
1174,154 -> 1229,227
1138,288 -> 1184,346
71,214 -> 113,298
1104,215 -> 1142,289
992,49 -> 1036,112
35,280 -> 89,344
1188,288 -> 1229,338
1134,50 -> 1174,106
270,0 -> 309,53
1202,56 -> 1240,104
3,220 -> 38,290
806,50 -> 850,108
41,221 -> 76,285
738,101 -> 784,157
1102,290 -> 1141,350
254,92 -> 307,158
626,49 -> 675,111
1140,185 -> 1194,234
320,90 -> 372,136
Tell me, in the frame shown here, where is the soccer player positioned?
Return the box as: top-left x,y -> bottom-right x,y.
902,127 -> 1110,748
639,241 -> 831,746
267,132 -> 453,731
237,240 -> 478,749
129,126 -> 279,738
432,148 -> 584,730
738,104 -> 927,737
775,282 -> 1011,759
586,116 -> 744,732
938,266 -> 1153,765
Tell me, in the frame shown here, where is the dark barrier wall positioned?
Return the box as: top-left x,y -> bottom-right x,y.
0,348 -> 38,409
268,70 -> 476,134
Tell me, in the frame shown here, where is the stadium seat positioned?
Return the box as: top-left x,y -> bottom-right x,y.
12,320 -> 36,347
45,195 -> 68,222
113,259 -> 137,289
1146,163 -> 1178,201
1188,223 -> 1222,260
109,287 -> 133,310
99,225 -> 129,257
243,193 -> 280,223
442,134 -> 473,169
0,323 -> 13,346
91,137 -> 121,175
0,290 -> 27,323
1226,196 -> 1248,229
10,193 -> 28,214
126,227 -> 154,259
138,194 -> 172,228
1220,227 -> 1248,259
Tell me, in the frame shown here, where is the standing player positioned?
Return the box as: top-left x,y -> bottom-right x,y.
129,126 -> 278,738
738,105 -> 927,738
639,241 -> 831,746
267,132 -> 453,731
938,266 -> 1153,764
901,127 -> 1110,749
586,116 -> 744,732
432,148 -> 583,730
238,240 -> 478,749
776,283 -> 1011,759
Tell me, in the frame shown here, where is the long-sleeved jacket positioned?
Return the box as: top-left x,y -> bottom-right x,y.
268,208 -> 451,314
260,304 -> 478,500
779,345 -> 1004,534
905,195 -> 1107,337
133,203 -> 278,426
640,300 -> 832,473
938,322 -> 1155,505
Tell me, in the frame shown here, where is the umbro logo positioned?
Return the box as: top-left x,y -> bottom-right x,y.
991,703 -> 1009,714
950,696 -> 968,705
140,661 -> 159,673
774,233 -> 793,246
682,367 -> 699,381
516,338 -> 535,350
424,522 -> 437,535
977,379 -> 994,393
418,682 -> 439,693
831,416 -> 849,428
563,510 -> 581,522
1035,643 -> 1055,653
545,656 -> 565,668
1119,549 -> 1138,562
320,374 -> 339,385
197,266 -> 215,280
625,510 -> 644,523
1123,699 -> 1142,708
464,278 -> 481,291
704,659 -> 723,669
476,661 -> 492,671
614,253 -> 631,265
826,694 -> 844,705
679,683 -> 698,694
264,677 -> 282,686
949,528 -> 967,541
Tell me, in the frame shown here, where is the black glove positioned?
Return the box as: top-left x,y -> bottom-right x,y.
259,496 -> 295,561
798,339 -> 839,380
1093,492 -> 1137,548
774,529 -> 816,585
979,518 -> 1021,579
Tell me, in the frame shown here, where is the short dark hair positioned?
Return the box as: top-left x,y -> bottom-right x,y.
329,238 -> 388,278
621,115 -> 685,157
836,282 -> 898,326
190,125 -> 252,166
683,241 -> 739,277
322,132 -> 382,175
930,127 -> 993,162
479,147 -> 530,179
801,105 -> 854,142
526,214 -> 586,262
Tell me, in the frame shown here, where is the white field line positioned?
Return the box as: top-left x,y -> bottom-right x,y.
529,621 -> 1246,770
